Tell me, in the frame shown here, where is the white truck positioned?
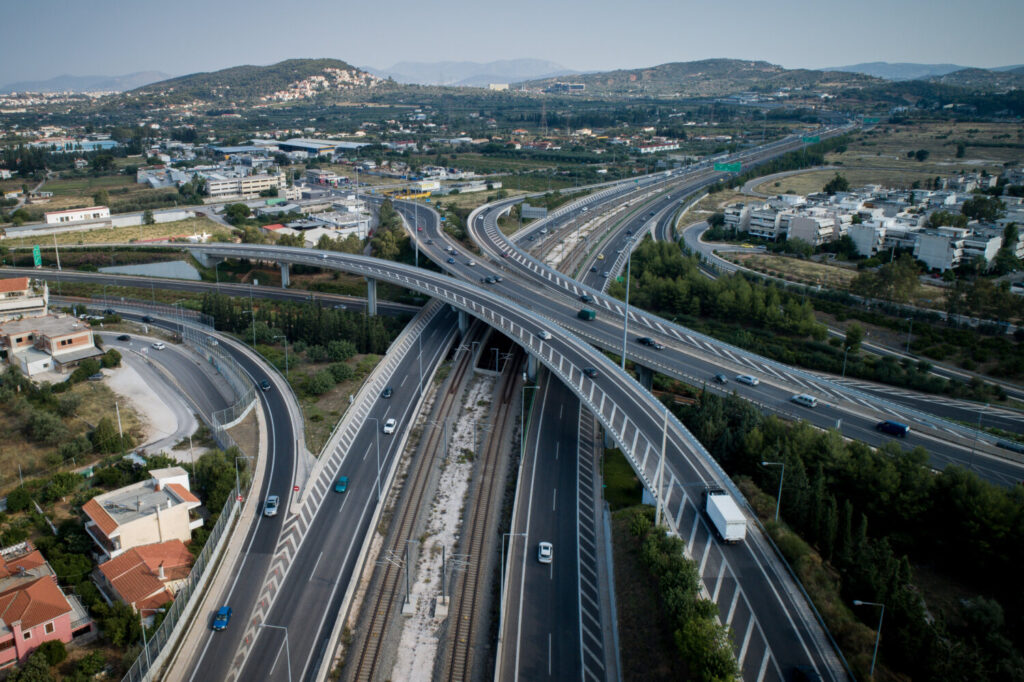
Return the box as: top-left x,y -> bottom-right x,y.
704,487 -> 746,544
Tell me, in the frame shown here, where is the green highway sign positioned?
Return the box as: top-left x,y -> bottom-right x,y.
864,117 -> 880,124
714,162 -> 742,173
801,135 -> 820,143
616,276 -> 624,283
32,245 -> 41,267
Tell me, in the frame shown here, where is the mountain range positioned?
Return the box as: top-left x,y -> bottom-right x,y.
825,61 -> 1024,81
0,71 -> 173,94
365,59 -> 580,86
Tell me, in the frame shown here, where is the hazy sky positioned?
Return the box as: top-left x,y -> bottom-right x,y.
3,0 -> 1022,84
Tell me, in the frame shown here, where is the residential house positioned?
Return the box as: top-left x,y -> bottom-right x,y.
82,467 -> 202,563
0,313 -> 102,376
0,278 -> 47,323
96,540 -> 192,612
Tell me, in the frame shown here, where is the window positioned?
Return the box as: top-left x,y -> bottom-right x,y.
44,622 -> 54,635
22,630 -> 30,640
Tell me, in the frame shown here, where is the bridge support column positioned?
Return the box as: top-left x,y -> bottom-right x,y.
280,263 -> 290,288
635,364 -> 654,391
189,249 -> 221,269
526,353 -> 538,382
366,278 -> 377,316
458,310 -> 469,336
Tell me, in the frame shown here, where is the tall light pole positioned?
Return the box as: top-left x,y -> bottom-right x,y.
367,417 -> 383,501
853,600 -> 885,679
257,623 -> 292,682
139,607 -> 166,676
761,461 -> 785,522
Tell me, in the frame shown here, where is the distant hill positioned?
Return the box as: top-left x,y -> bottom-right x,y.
520,59 -> 876,98
126,58 -> 382,105
367,59 -> 579,86
0,71 -> 172,94
824,62 -> 970,81
924,67 -> 1024,90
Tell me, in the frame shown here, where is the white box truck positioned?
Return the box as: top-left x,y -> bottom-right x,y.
704,487 -> 746,544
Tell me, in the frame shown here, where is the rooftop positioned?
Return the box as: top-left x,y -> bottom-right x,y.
99,540 -> 192,610
0,277 -> 29,294
0,314 -> 89,338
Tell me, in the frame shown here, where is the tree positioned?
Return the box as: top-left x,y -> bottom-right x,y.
915,149 -> 930,162
956,142 -> 966,158
929,210 -> 968,228
845,323 -> 865,353
961,195 -> 1005,223
90,155 -> 114,173
92,189 -> 110,206
6,649 -> 54,682
36,640 -> 67,666
224,203 -> 251,225
142,209 -> 155,225
101,348 -> 122,368
91,416 -> 128,454
823,173 -> 850,195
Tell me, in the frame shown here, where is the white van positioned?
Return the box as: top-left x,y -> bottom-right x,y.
791,394 -> 818,408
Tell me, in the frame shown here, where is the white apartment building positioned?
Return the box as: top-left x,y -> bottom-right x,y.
43,206 -> 110,225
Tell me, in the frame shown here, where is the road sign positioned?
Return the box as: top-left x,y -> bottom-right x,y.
293,485 -> 299,492
32,245 -> 41,267
616,276 -> 624,283
236,495 -> 243,502
801,135 -> 820,143
714,162 -> 742,173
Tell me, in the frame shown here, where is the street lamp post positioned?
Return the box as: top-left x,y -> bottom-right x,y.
853,600 -> 885,679
139,607 -> 166,677
761,461 -> 785,522
620,238 -> 635,371
257,623 -> 292,682
367,417 -> 383,501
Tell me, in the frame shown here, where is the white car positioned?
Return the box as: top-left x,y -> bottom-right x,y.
263,495 -> 280,517
537,541 -> 553,564
537,330 -> 552,340
383,418 -> 397,434
735,374 -> 760,386
152,342 -> 166,350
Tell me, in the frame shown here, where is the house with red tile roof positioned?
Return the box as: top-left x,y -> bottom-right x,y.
97,540 -> 193,612
82,467 -> 202,563
0,543 -> 93,668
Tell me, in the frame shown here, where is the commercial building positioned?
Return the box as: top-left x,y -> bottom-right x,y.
43,206 -> 110,225
82,467 -> 202,563
202,171 -> 286,200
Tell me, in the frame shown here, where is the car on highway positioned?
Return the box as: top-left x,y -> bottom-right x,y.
580,293 -> 593,303
537,330 -> 552,340
493,275 -> 503,283
259,379 -> 271,391
334,476 -> 349,493
636,337 -> 664,350
602,271 -> 609,278
416,226 -> 423,232
589,266 -> 598,273
382,386 -> 393,399
426,239 -> 433,245
713,373 -> 728,384
142,315 -> 154,323
625,229 -> 632,236
537,541 -> 553,564
791,394 -> 818,408
481,276 -> 495,284
117,334 -> 131,342
263,495 -> 280,517
152,342 -> 166,351
596,254 -> 605,260
103,308 -> 116,316
467,260 -> 476,266
383,418 -> 397,434
735,374 -> 760,386
212,606 -> 232,631
791,665 -> 822,682
333,303 -> 347,310
876,420 -> 910,437
583,367 -> 598,378
501,251 -> 510,258
447,257 -> 456,264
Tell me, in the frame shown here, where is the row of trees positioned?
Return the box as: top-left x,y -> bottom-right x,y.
677,391 -> 1024,680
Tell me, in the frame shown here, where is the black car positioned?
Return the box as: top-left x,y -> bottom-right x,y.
103,308 -> 116,315
580,293 -> 593,303
583,367 -> 598,378
637,336 -> 665,350
259,379 -> 271,392
426,239 -> 433,245
713,373 -> 728,384
141,315 -> 154,323
117,334 -> 131,341
590,266 -> 598,273
493,275 -> 503,283
382,386 -> 393,399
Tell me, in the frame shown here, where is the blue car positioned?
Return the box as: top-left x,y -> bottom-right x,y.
212,605 -> 231,631
335,476 -> 349,493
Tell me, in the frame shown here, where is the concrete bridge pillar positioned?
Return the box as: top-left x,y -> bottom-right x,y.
635,364 -> 654,391
190,250 -> 221,269
526,353 -> 538,382
280,263 -> 290,288
367,278 -> 377,316
458,310 -> 469,336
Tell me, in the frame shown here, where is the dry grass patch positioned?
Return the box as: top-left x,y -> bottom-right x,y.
4,216 -> 232,247
226,407 -> 260,460
297,353 -> 384,455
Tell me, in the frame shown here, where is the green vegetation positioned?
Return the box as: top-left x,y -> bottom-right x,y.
603,449 -> 643,510
674,390 -> 1024,680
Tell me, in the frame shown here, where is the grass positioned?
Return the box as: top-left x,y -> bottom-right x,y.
611,507 -> 689,681
226,407 -> 260,460
603,448 -> 643,511
46,174 -> 137,196
293,353 -> 384,455
4,216 -> 231,247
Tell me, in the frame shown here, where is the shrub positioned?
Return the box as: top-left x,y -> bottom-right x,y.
37,639 -> 67,666
305,371 -> 335,396
5,487 -> 31,513
328,362 -> 354,382
101,348 -> 122,368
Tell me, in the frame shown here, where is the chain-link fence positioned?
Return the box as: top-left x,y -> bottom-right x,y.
121,497 -> 239,682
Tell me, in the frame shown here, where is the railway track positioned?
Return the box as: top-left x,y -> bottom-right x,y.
441,350 -> 522,682
348,324 -> 483,682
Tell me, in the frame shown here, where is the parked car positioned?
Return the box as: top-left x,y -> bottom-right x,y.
88,373 -> 104,382
212,606 -> 232,631
735,374 -> 760,386
263,495 -> 280,517
334,476 -> 349,493
383,418 -> 397,434
537,541 -> 553,564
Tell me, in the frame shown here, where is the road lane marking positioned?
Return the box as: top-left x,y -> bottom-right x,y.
309,552 -> 323,581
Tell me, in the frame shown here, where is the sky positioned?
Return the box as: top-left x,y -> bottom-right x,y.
3,0 -> 1023,85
